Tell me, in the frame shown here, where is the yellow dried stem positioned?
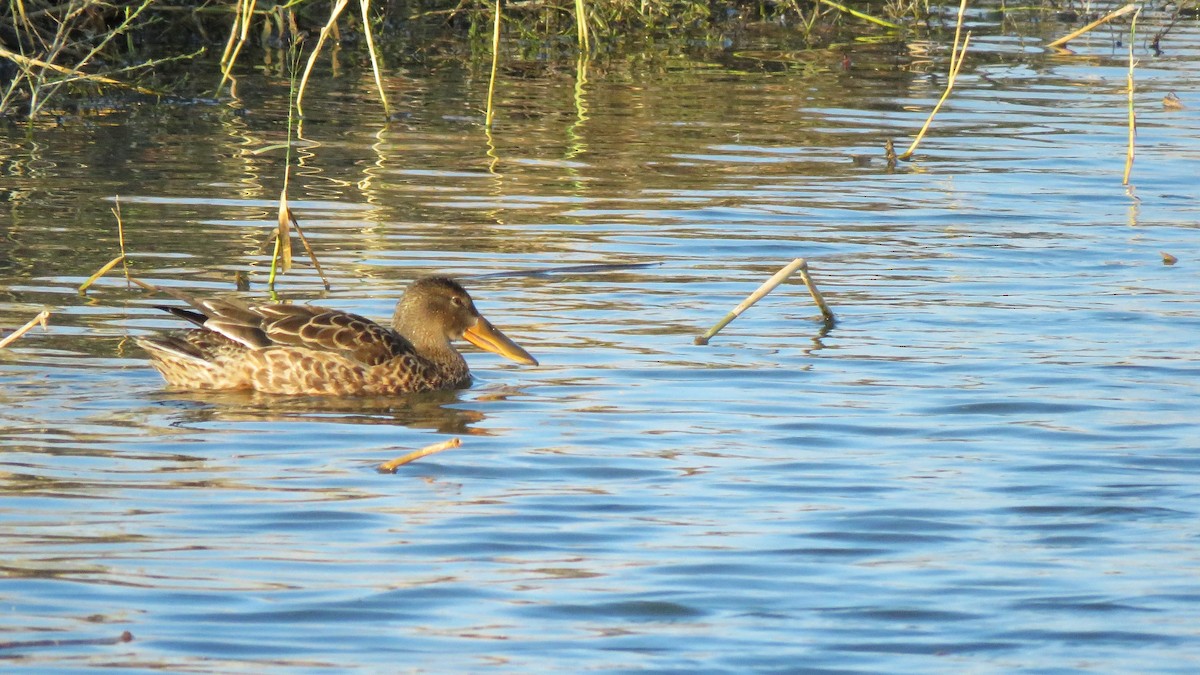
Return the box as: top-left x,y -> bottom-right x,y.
296,0 -> 351,118
0,310 -> 51,349
379,438 -> 463,472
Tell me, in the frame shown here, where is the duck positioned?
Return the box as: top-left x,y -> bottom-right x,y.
137,276 -> 537,396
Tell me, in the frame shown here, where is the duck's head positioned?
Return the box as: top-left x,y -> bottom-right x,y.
393,276 -> 538,366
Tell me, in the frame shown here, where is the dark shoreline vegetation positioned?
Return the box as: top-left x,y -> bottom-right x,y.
5,0 -> 1188,122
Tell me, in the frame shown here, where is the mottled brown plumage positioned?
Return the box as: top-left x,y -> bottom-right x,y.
137,276 -> 537,396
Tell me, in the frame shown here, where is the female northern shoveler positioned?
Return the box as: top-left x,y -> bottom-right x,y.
137,276 -> 537,396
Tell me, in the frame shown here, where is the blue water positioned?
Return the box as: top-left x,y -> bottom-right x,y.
3,12 -> 1200,672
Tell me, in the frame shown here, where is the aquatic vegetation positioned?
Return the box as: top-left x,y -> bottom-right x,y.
0,0 -> 1057,120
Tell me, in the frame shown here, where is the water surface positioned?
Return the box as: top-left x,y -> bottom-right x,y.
3,11 -> 1200,672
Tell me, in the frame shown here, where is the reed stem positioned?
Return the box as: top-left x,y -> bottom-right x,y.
1123,9 -> 1140,186
1046,3 -> 1138,49
897,0 -> 969,161
485,0 -> 503,128
695,258 -> 833,346
0,310 -> 50,349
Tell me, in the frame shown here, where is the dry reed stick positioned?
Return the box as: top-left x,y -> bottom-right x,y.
695,258 -> 833,346
378,437 -> 462,473
285,207 -> 331,290
897,0 -> 969,161
799,263 -> 835,323
0,310 -> 50,349
1046,3 -> 1138,49
0,45 -> 156,95
1123,9 -> 1140,186
485,0 -> 503,128
79,255 -> 126,293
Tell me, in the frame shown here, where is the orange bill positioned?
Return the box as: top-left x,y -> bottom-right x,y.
463,315 -> 538,366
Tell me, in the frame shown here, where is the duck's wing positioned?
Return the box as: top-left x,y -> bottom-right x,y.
249,304 -> 416,367
156,289 -> 415,367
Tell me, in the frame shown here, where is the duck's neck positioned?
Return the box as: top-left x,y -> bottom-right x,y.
392,311 -> 466,371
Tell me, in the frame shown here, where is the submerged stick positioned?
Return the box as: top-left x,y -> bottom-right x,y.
1046,3 -> 1138,49
695,258 -> 833,346
1123,9 -> 1140,186
378,437 -> 462,473
897,0 -> 970,161
0,310 -> 50,349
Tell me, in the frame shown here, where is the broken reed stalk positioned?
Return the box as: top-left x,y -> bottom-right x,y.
1046,3 -> 1138,49
0,310 -> 50,349
1123,9 -> 1140,186
694,258 -> 834,346
799,264 -> 834,323
485,0 -> 503,128
269,202 -> 330,291
288,207 -> 331,290
897,0 -> 969,161
378,437 -> 462,473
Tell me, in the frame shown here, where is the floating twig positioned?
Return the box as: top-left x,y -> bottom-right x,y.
1046,3 -> 1138,50
897,0 -> 970,161
695,258 -> 833,346
378,437 -> 462,473
0,630 -> 132,651
0,310 -> 51,349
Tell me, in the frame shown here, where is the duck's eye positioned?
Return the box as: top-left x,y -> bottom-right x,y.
449,296 -> 464,307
